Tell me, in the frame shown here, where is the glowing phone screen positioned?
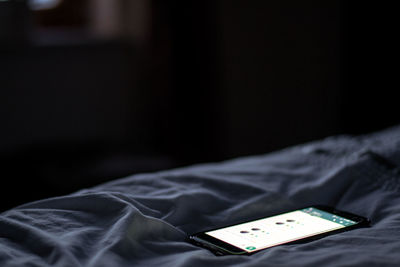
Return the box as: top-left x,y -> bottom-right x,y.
206,207 -> 356,252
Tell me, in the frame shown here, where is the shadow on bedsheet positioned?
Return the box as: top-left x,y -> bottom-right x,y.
0,144 -> 179,212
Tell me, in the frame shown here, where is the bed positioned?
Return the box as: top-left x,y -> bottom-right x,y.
1,125 -> 400,266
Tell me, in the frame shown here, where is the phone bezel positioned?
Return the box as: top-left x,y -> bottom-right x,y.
189,205 -> 370,255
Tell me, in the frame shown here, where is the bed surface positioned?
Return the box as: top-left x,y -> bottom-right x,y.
1,126 -> 400,266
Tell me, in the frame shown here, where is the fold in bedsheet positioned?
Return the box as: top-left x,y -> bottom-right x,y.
1,126 -> 400,266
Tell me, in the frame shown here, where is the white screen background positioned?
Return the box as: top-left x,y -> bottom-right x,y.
206,209 -> 353,252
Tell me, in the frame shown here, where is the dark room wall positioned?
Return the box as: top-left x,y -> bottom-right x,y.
1,44 -> 138,151
0,42 -> 167,210
0,0 -> 398,211
217,1 -> 346,157
163,0 -> 398,159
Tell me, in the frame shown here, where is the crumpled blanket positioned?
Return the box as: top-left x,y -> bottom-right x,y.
1,126 -> 400,266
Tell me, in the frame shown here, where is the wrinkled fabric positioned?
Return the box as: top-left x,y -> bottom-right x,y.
1,126 -> 400,266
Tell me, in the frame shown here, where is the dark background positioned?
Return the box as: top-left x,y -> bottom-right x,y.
0,0 -> 397,211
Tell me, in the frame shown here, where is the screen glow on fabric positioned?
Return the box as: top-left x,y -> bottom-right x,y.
206,207 -> 357,252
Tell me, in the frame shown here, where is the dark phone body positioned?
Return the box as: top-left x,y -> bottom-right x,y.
189,205 -> 370,256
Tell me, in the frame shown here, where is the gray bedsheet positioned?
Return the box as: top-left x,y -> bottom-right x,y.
1,126 -> 400,266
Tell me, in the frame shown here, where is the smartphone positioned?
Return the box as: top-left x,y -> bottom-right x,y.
189,205 -> 370,255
